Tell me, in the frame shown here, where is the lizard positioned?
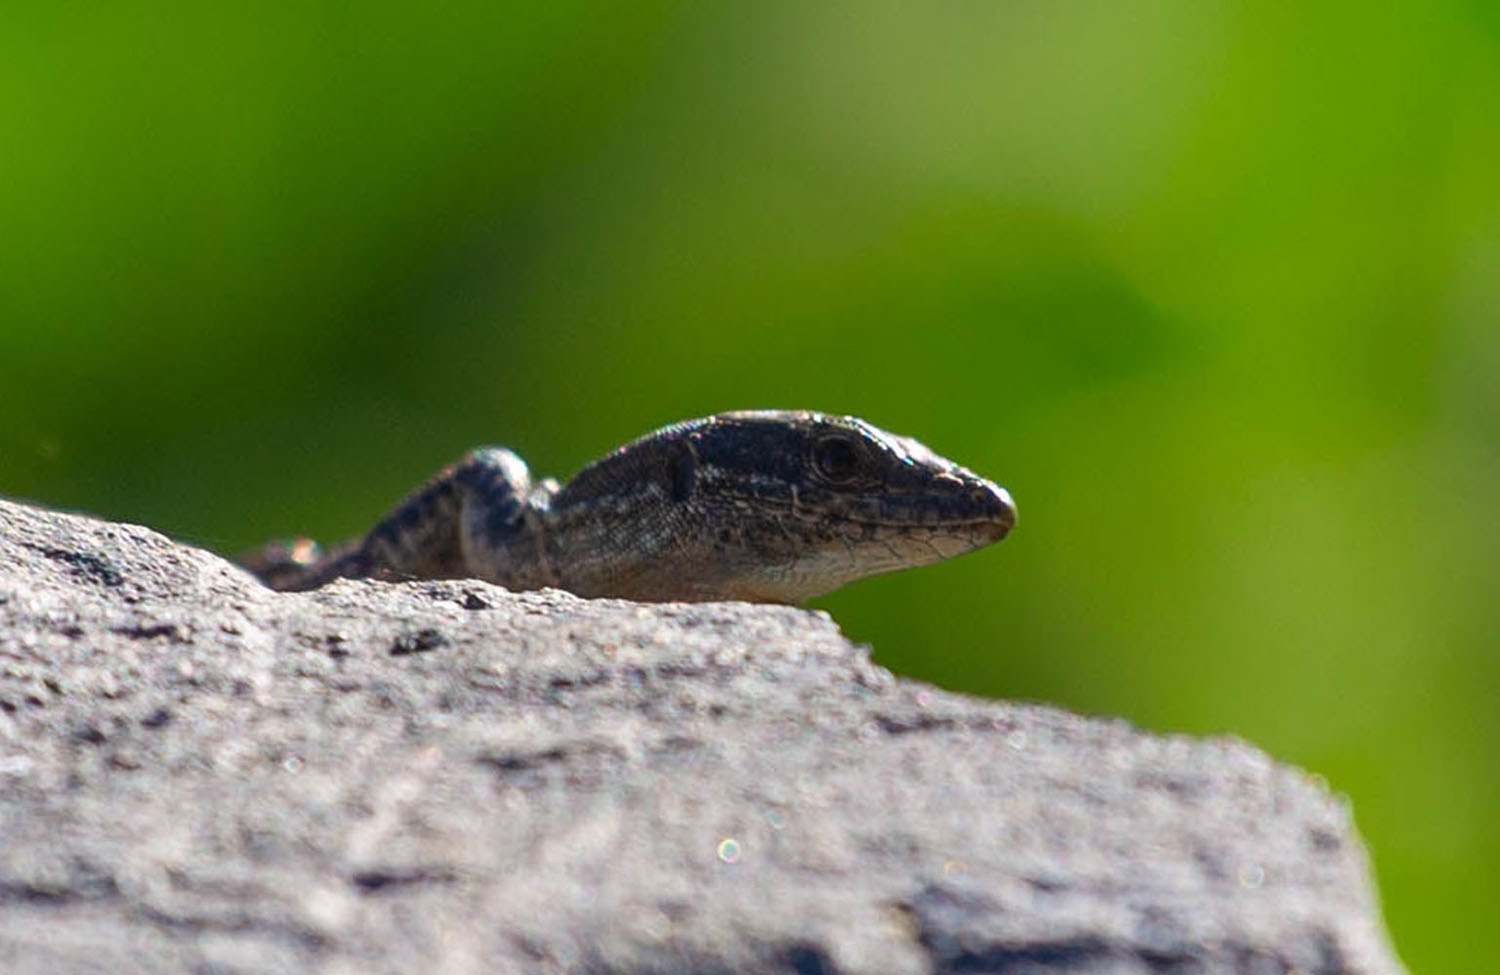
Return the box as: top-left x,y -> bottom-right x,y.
241,410 -> 1016,604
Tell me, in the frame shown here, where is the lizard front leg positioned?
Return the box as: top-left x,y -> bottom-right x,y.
243,447 -> 551,592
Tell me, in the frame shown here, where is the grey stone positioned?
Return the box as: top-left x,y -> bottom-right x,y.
0,498 -> 1404,975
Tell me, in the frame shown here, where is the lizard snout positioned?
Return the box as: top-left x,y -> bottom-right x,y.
971,480 -> 1016,541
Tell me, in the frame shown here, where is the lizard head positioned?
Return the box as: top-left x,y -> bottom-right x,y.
559,410 -> 1014,603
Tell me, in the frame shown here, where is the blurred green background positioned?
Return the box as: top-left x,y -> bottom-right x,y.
3,2 -> 1495,968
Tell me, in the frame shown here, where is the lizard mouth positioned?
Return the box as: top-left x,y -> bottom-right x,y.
848,481 -> 1016,537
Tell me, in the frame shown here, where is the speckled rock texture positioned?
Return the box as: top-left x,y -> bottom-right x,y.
0,498 -> 1403,975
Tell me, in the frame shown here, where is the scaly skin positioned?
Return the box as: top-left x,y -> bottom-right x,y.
242,411 -> 1016,603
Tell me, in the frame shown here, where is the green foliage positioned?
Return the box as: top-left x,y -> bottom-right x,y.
3,3 -> 1495,968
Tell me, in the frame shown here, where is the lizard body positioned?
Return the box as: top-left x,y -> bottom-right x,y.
243,410 -> 1015,603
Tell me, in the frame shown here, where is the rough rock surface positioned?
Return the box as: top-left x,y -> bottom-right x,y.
0,498 -> 1403,975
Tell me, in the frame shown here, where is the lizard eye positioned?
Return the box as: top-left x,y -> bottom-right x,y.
812,435 -> 861,484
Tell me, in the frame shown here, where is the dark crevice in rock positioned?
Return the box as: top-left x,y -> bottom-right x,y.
783,944 -> 837,975
350,868 -> 457,894
937,936 -> 1116,973
873,711 -> 961,735
389,628 -> 447,656
19,542 -> 125,587
0,876 -> 119,906
111,623 -> 188,642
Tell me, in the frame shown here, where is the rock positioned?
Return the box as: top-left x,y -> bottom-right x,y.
0,498 -> 1404,975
